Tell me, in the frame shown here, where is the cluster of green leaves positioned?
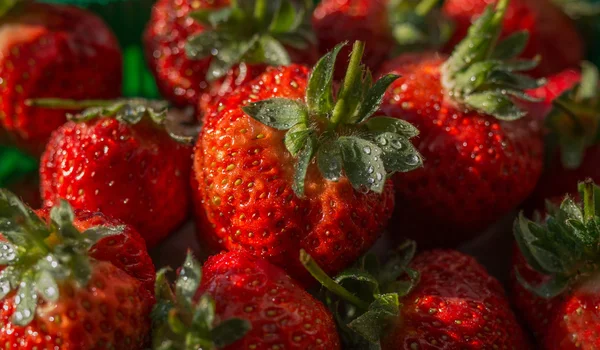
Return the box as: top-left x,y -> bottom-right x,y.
243,41 -> 423,197
441,0 -> 544,120
186,0 -> 314,81
388,0 -> 454,54
514,180 -> 600,299
546,62 -> 600,169
0,190 -> 121,326
300,241 -> 420,349
152,253 -> 251,350
26,98 -> 193,144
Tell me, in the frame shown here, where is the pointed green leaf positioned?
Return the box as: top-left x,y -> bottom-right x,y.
243,98 -> 306,130
176,253 -> 202,307
0,242 -> 16,265
190,8 -> 235,27
34,270 -> 59,302
515,269 -> 569,299
491,31 -> 529,60
185,31 -> 223,60
82,225 -> 125,246
365,117 -> 419,138
284,124 -> 312,156
464,91 -> 527,121
207,36 -> 259,81
338,137 -> 386,193
579,61 -> 599,100
212,318 -> 252,347
306,42 -> 346,115
292,134 -> 316,197
269,0 -> 296,33
259,35 -> 291,66
371,132 -> 423,173
347,293 -> 400,343
12,275 -> 37,326
317,140 -> 343,182
191,294 -> 215,334
355,74 -> 400,123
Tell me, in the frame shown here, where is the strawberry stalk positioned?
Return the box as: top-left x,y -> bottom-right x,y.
330,41 -> 366,129
300,250 -> 370,310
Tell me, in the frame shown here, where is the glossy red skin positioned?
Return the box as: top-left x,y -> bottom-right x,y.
378,53 -> 543,247
40,118 -> 192,248
192,65 -> 395,285
312,0 -> 393,77
0,3 -> 122,155
512,247 -> 600,349
384,250 -> 530,349
524,70 -> 600,212
0,209 -> 155,349
199,251 -> 341,349
144,0 -> 317,109
442,0 -> 583,78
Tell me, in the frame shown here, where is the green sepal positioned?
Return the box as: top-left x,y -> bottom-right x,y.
242,41 -> 422,197
388,0 -> 454,54
151,252 -> 251,350
0,191 -> 122,326
546,61 -> 600,169
186,0 -> 315,81
306,42 -> 346,116
0,0 -> 19,18
300,241 -> 421,347
25,98 -> 193,145
441,0 -> 543,120
513,180 -> 600,299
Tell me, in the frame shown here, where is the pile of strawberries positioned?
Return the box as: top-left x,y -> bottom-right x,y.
1,0 -> 600,348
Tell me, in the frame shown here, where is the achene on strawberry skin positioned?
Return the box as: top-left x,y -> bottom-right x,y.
0,190 -> 156,349
192,41 -> 423,285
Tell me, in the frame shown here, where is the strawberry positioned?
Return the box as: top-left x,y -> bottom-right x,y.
144,0 -> 317,110
378,0 -> 545,247
0,190 -> 155,349
152,251 -> 340,349
312,0 -> 452,77
442,0 -> 584,77
0,2 -> 122,155
512,180 -> 600,349
37,99 -> 193,248
525,63 -> 600,212
192,41 -> 423,284
301,241 -> 530,349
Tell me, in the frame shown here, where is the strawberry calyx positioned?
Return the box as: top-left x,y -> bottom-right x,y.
151,252 -> 251,350
0,190 -> 122,326
388,0 -> 454,53
243,41 -> 423,197
185,0 -> 315,81
441,0 -> 545,120
546,62 -> 600,169
0,0 -> 22,17
25,98 -> 193,144
514,179 -> 600,299
300,241 -> 420,347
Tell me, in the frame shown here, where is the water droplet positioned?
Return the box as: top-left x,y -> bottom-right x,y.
363,147 -> 371,155
391,140 -> 403,150
367,166 -> 374,174
376,173 -> 383,181
405,154 -> 420,166
211,48 -> 219,56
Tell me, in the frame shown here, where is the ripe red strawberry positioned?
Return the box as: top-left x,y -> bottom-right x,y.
38,99 -> 192,248
152,251 -> 341,349
525,63 -> 600,212
378,0 -> 544,247
0,190 -> 155,349
302,241 -> 530,348
144,0 -> 317,110
312,0 -> 452,77
512,180 -> 600,349
192,41 -> 423,284
0,2 -> 122,155
442,0 -> 583,77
